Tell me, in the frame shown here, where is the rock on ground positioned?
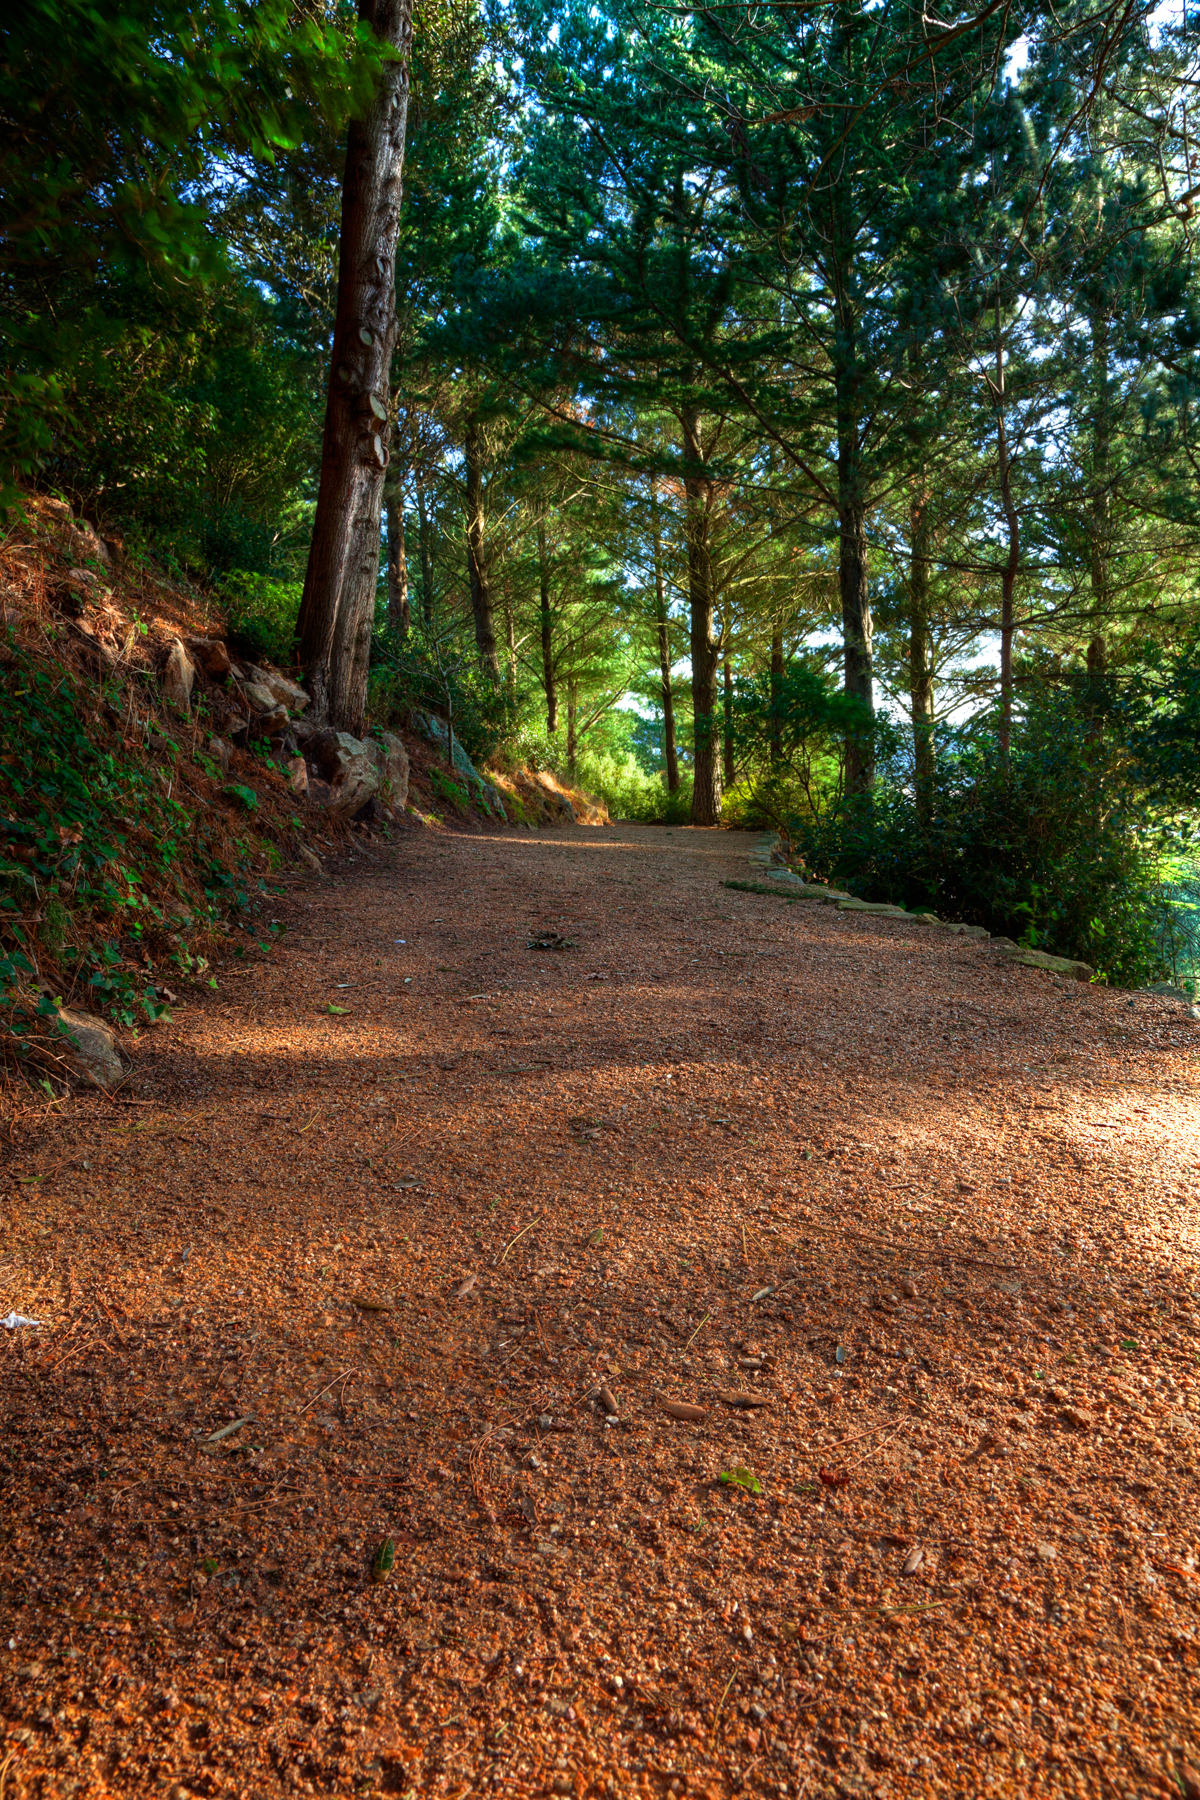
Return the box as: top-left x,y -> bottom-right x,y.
51,1005 -> 126,1089
994,943 -> 1094,981
160,637 -> 195,709
305,728 -> 380,818
411,710 -> 507,818
367,730 -> 409,813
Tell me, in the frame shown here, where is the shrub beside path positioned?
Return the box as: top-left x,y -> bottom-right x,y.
2,822 -> 1199,1800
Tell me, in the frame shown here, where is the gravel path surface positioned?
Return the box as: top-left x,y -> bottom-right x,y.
2,822 -> 1199,1800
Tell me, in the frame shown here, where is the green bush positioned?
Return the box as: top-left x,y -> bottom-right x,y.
782,689 -> 1171,987
221,570 -> 302,667
572,748 -> 666,819
730,661 -> 888,815
1150,872 -> 1200,992
0,640 -> 246,1031
198,504 -> 281,580
429,767 -> 470,809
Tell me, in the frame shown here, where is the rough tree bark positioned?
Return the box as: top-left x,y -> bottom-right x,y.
385,475 -> 409,638
566,675 -> 578,777
1087,307 -> 1111,692
908,482 -> 935,817
537,518 -> 558,733
723,644 -> 735,791
297,0 -> 411,730
993,320 -> 1019,758
682,406 -> 722,825
416,476 -> 433,626
503,584 -> 517,706
825,39 -> 874,796
769,618 -> 784,769
464,416 -> 501,683
835,341 -> 874,793
649,478 -> 679,791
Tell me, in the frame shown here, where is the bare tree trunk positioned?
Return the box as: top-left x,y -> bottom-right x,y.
1088,307 -> 1111,698
385,476 -> 409,638
909,483 -> 935,817
832,286 -> 873,793
538,517 -> 557,733
723,645 -> 735,790
503,584 -> 517,706
649,478 -> 679,791
837,453 -> 874,791
464,416 -> 500,683
415,476 -> 433,627
769,618 -> 784,768
994,324 -> 1019,758
567,676 -> 578,777
682,406 -> 722,826
297,0 -> 411,731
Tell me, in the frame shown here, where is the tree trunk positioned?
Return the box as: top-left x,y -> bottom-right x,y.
416,476 -> 433,626
994,324 -> 1019,759
538,518 -> 557,733
503,584 -> 517,706
769,619 -> 784,768
1088,308 -> 1111,701
567,676 -> 578,777
829,125 -> 873,794
682,406 -> 722,825
836,398 -> 874,792
722,645 -> 734,790
385,478 -> 409,638
909,483 -> 935,817
649,478 -> 679,791
464,416 -> 500,683
297,0 -> 412,730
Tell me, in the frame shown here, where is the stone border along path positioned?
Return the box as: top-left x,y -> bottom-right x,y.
742,829 -> 1096,983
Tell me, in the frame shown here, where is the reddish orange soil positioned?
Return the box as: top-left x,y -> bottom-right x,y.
2,823 -> 1199,1800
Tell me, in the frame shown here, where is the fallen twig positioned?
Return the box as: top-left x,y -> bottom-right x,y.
684,1311 -> 711,1351
298,1369 -> 358,1414
499,1216 -> 540,1263
829,1416 -> 907,1454
839,1425 -> 906,1472
709,1670 -> 738,1747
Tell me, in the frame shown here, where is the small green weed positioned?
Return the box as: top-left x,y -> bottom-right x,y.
718,1466 -> 763,1495
430,767 -> 469,809
221,783 -> 258,812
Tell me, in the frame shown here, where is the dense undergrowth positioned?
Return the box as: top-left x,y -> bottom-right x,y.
0,633 -> 291,1081
755,685 -> 1200,990
0,493 -> 328,1085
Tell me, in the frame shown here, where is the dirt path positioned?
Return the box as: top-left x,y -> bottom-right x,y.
3,822 -> 1199,1800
